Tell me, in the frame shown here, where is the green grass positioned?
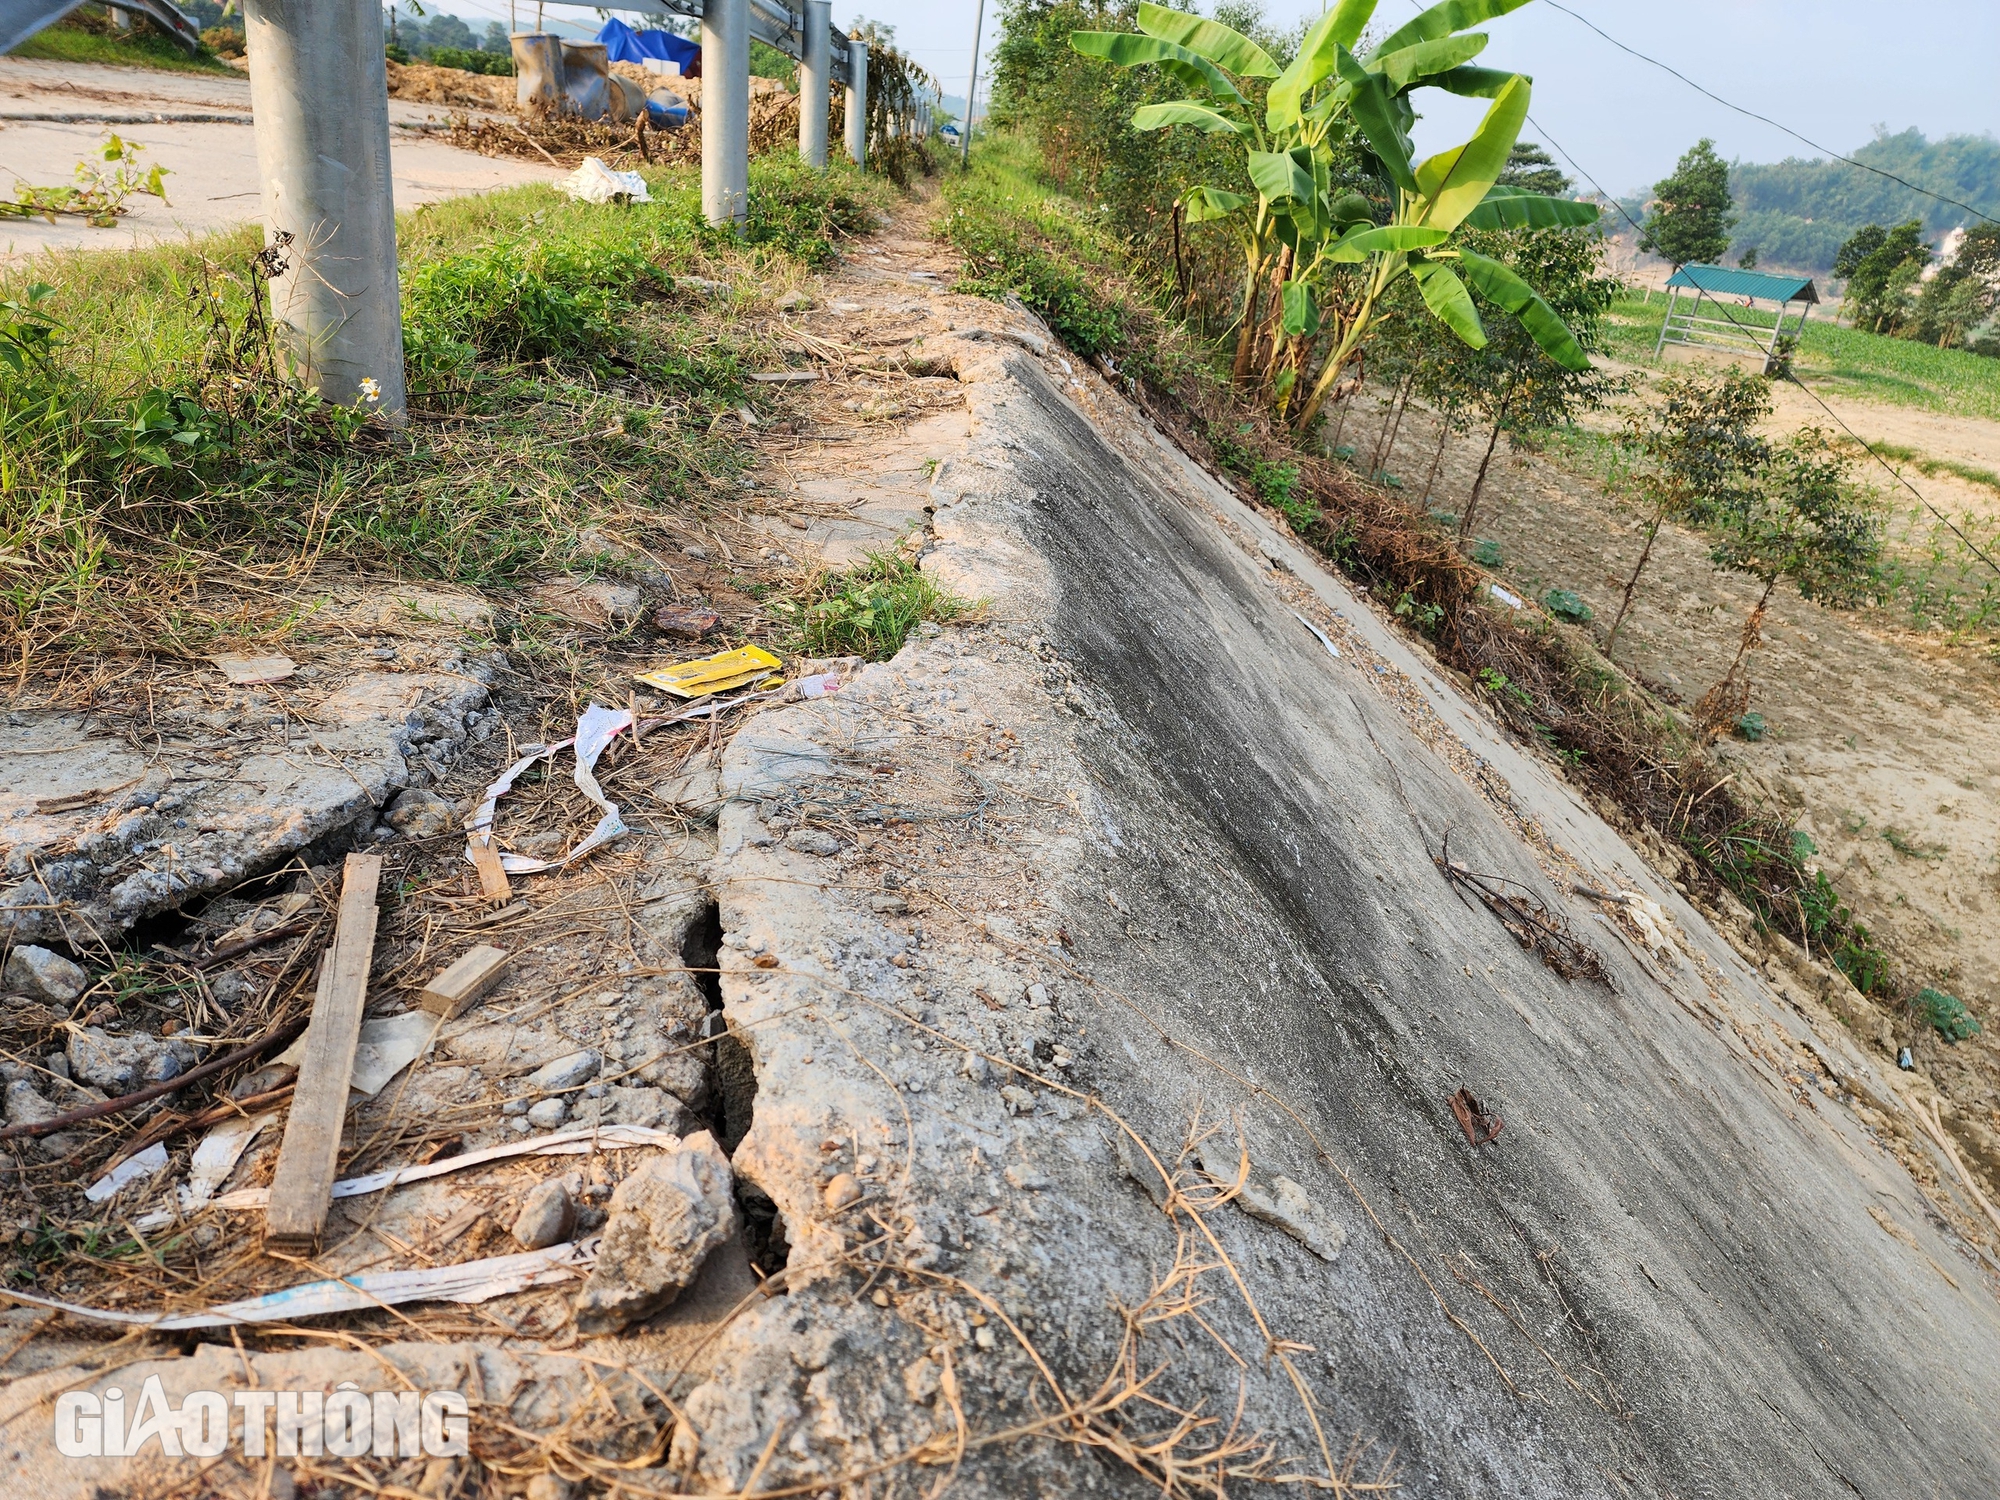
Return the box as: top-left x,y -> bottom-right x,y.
11,26 -> 236,74
774,551 -> 970,659
0,157 -> 884,661
940,134 -> 1134,358
1835,436 -> 2000,496
1603,290 -> 2000,422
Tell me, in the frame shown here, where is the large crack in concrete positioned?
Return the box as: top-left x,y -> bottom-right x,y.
682,321 -> 2000,1495
6,250 -> 1996,1500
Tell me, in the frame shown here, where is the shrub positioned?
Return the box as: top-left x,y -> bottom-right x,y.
1543,588 -> 1593,623
430,46 -> 515,76
1916,986 -> 1980,1042
402,233 -> 656,377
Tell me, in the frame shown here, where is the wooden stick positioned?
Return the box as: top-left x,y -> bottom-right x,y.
265,853 -> 382,1254
420,945 -> 510,1020
469,832 -> 512,904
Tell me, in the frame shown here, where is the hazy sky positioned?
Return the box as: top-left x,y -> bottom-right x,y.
490,2 -> 1998,193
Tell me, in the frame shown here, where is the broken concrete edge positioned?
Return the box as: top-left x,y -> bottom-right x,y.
1,655 -> 503,952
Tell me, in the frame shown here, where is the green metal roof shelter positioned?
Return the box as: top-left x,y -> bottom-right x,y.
1654,263 -> 1820,371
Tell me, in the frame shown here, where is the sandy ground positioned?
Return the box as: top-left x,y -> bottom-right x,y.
1338,385 -> 2000,1155
0,56 -> 559,262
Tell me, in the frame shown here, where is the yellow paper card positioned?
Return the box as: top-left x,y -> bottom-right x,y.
635,644 -> 783,699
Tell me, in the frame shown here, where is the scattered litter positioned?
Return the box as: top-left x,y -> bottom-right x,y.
1488,584 -> 1524,610
208,653 -> 296,685
465,704 -> 633,877
0,1240 -> 597,1330
1449,1086 -> 1503,1146
267,854 -> 381,1254
177,1110 -> 277,1214
1291,610 -> 1340,660
194,1124 -> 680,1220
747,370 -> 821,384
653,605 -> 721,638
84,1142 -> 168,1203
1898,1047 -> 1914,1070
1572,885 -> 1678,962
556,156 -> 651,204
634,644 -> 783,699
273,1010 -> 437,1098
421,944 -> 510,1019
797,671 -> 844,699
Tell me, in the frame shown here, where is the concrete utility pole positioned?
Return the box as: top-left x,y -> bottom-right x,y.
798,0 -> 831,169
243,0 -> 407,422
701,0 -> 750,225
961,0 -> 984,167
844,38 -> 867,168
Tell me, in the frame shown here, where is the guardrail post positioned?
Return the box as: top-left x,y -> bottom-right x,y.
702,0 -> 750,226
799,0 -> 831,168
844,39 -> 868,167
242,0 -> 405,423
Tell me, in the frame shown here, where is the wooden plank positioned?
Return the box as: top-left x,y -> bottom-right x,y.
265,853 -> 383,1254
469,832 -> 512,904
420,944 -> 510,1020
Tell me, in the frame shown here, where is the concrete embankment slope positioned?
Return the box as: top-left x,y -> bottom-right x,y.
696,315 -> 2000,1496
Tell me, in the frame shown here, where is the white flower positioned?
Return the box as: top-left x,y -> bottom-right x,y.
358,377 -> 381,403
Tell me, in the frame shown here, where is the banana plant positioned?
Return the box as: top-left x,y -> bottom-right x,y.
1071,0 -> 1600,430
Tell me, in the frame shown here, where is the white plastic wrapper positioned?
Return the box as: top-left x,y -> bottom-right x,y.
557,157 -> 652,204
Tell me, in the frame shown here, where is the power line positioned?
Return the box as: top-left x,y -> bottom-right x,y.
1540,0 -> 2000,230
1525,112 -> 2000,585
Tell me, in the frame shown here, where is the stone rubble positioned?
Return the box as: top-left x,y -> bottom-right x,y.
3,943 -> 85,1003
574,1131 -> 737,1333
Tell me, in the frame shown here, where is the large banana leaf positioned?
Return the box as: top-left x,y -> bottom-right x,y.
1334,46 -> 1417,193
1133,100 -> 1250,136
1326,0 -> 1379,50
1413,73 -> 1528,231
1182,186 -> 1250,223
1135,1 -> 1279,78
1335,224 -> 1452,255
1248,149 -> 1317,208
1427,65 -> 1522,98
1374,32 -> 1489,91
1069,32 -> 1247,107
1372,0 -> 1532,58
1459,249 -> 1590,370
1265,2 -> 1369,130
1411,261 -> 1486,347
1462,185 -> 1601,230
1281,281 -> 1322,337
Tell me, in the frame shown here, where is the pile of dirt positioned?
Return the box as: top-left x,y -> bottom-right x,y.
384,57 -> 514,112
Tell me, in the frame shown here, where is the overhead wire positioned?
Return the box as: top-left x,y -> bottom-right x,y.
1538,0 -> 1999,231
1523,113 -> 2000,583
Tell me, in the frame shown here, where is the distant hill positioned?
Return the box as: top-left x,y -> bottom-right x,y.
1723,128 -> 2000,276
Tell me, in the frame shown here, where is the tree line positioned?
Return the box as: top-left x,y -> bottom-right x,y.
1637,137 -> 2000,357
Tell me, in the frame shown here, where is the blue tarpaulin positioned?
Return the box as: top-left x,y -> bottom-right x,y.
597,17 -> 700,76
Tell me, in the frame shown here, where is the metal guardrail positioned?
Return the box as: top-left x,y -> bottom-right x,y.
0,0 -> 201,57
